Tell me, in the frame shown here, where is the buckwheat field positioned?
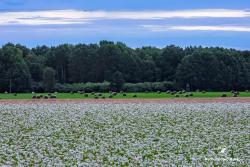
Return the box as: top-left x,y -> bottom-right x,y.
0,101 -> 249,166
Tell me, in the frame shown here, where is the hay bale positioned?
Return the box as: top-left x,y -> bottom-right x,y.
221,94 -> 227,97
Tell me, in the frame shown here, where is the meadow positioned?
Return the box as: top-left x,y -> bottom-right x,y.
0,101 -> 249,166
0,91 -> 250,99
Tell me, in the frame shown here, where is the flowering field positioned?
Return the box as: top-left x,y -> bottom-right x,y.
0,101 -> 249,166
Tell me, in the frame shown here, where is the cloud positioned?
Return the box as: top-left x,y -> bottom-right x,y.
0,9 -> 250,25
142,25 -> 250,32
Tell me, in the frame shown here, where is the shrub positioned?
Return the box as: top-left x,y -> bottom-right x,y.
84,94 -> 88,97
123,82 -> 174,92
189,93 -> 194,96
133,95 -> 137,98
44,96 -> 49,99
175,94 -> 179,97
54,82 -> 110,93
123,93 -> 127,96
32,96 -> 37,99
185,94 -> 189,97
13,93 -> 17,96
109,95 -> 113,98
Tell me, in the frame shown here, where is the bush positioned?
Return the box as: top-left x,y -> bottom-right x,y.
123,82 -> 174,92
133,95 -> 137,98
55,82 -> 110,93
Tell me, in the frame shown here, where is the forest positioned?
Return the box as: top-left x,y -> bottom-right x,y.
0,41 -> 250,92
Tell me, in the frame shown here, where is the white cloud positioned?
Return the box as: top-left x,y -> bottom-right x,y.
142,25 -> 250,32
0,9 -> 250,25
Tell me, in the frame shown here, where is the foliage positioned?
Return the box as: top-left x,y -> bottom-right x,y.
0,42 -> 250,92
43,67 -> 56,92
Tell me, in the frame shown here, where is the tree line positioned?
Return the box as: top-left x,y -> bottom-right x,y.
0,41 -> 249,92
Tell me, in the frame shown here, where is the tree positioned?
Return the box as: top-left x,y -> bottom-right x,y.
0,43 -> 31,92
43,67 -> 56,92
110,71 -> 125,91
0,42 -> 250,92
159,45 -> 184,81
176,50 -> 220,91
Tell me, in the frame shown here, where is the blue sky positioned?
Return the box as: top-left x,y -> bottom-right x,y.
0,0 -> 250,49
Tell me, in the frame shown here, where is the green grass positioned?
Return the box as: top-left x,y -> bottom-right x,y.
0,92 -> 249,99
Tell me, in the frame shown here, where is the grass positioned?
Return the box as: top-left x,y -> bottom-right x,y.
0,91 -> 249,99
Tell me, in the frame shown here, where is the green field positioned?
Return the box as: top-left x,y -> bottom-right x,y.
0,92 -> 249,99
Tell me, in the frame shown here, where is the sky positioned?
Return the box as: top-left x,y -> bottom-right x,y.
0,0 -> 250,49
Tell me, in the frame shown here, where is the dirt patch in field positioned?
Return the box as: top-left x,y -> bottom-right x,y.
0,97 -> 249,104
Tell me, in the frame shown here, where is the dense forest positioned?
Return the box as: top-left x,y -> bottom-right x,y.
0,41 -> 250,93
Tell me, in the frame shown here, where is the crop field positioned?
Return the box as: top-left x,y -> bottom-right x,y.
0,100 -> 249,166
0,91 -> 250,99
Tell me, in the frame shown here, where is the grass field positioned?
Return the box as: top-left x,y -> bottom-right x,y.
0,92 -> 249,99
